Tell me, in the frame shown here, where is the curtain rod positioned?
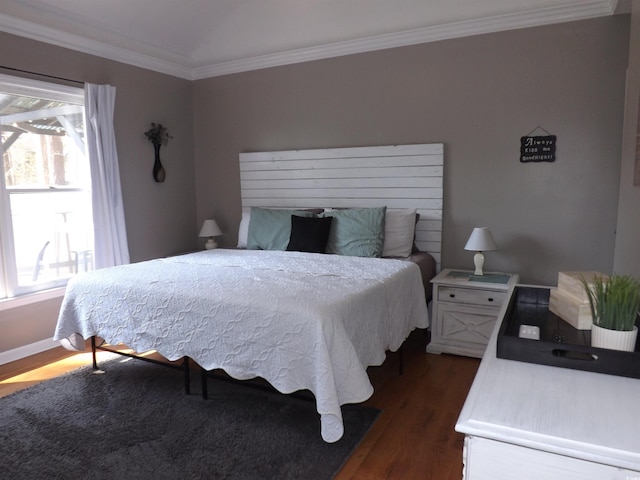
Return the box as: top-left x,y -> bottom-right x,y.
0,65 -> 84,86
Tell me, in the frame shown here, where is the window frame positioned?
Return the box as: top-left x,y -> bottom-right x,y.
0,74 -> 88,298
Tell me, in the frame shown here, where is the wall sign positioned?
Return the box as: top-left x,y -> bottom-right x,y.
520,135 -> 556,163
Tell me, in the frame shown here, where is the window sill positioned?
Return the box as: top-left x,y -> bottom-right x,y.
0,287 -> 66,312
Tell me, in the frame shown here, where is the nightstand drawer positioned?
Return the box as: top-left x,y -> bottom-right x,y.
439,304 -> 499,345
438,286 -> 506,307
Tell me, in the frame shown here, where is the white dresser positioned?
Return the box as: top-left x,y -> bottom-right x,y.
456,285 -> 640,480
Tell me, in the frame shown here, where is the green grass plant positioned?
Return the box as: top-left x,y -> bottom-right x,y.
582,274 -> 640,331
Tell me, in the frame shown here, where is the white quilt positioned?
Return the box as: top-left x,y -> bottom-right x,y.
54,249 -> 429,442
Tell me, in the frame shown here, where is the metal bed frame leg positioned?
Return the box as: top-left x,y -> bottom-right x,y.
90,336 -> 193,395
201,367 -> 208,400
91,336 -> 98,370
183,357 -> 191,395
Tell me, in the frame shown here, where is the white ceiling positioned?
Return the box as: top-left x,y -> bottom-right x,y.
0,0 -> 627,80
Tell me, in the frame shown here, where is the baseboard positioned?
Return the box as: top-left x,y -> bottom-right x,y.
0,338 -> 60,366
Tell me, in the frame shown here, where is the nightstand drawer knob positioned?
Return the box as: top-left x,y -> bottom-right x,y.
449,293 -> 455,298
488,297 -> 494,302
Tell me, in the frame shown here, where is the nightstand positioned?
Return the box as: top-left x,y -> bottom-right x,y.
427,268 -> 519,358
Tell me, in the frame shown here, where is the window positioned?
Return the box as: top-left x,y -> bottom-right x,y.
0,74 -> 93,298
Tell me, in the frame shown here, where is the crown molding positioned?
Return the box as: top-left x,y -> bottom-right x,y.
0,1 -> 618,81
0,14 -> 193,80
192,0 -> 617,79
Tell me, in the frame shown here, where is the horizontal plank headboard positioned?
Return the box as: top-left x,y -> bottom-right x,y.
239,144 -> 443,268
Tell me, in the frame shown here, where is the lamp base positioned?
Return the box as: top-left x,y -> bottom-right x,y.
473,251 -> 485,275
205,238 -> 218,250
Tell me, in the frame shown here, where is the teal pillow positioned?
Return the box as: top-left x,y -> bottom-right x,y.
246,207 -> 315,250
322,207 -> 386,257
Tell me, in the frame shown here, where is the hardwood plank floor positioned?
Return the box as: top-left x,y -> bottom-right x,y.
337,331 -> 480,480
0,331 -> 480,479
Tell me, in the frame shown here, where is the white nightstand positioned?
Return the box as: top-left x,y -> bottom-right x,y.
427,268 -> 519,358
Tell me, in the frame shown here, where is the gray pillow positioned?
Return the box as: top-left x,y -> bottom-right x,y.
322,207 -> 386,257
246,207 -> 315,250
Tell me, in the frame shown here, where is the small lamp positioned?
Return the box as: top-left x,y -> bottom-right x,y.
199,219 -> 222,249
464,227 -> 497,276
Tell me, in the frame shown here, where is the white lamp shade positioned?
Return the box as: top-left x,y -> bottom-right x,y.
199,219 -> 222,238
464,227 -> 497,252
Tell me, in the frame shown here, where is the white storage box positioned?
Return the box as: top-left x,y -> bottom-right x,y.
556,271 -> 607,304
549,287 -> 593,330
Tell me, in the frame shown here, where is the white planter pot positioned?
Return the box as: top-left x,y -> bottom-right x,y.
591,324 -> 638,352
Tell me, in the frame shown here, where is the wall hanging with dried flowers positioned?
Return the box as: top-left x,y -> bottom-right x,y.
144,123 -> 172,182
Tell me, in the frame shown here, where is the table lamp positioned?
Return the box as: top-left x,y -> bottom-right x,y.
199,219 -> 222,249
464,227 -> 497,275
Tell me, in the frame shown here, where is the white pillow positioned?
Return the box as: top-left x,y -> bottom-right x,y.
382,208 -> 417,257
237,208 -> 250,248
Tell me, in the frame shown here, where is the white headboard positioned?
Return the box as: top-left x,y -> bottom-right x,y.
239,144 -> 443,268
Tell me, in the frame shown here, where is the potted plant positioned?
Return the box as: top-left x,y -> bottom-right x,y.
581,273 -> 640,352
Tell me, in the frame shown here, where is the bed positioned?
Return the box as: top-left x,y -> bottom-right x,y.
54,144 -> 444,443
55,247 -> 429,442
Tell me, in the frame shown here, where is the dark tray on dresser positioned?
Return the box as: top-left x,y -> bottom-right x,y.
497,285 -> 640,379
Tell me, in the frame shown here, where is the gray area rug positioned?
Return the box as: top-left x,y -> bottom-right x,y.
0,357 -> 379,479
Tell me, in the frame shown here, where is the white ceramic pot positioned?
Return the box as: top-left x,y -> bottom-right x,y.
591,324 -> 638,352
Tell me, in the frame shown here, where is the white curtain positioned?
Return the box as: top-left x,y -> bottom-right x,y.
84,83 -> 130,268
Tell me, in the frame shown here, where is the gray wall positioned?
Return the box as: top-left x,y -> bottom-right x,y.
0,14 -> 632,355
614,3 -> 640,276
1,32 -> 197,353
194,15 -> 629,286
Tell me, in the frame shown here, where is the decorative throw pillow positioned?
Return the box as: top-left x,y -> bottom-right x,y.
238,207 -> 323,248
246,207 -> 315,250
322,206 -> 386,257
382,208 -> 417,257
286,215 -> 333,253
237,208 -> 251,248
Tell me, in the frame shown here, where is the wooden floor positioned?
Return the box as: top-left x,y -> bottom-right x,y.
0,331 -> 480,480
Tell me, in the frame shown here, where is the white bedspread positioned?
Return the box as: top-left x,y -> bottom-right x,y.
54,249 -> 428,442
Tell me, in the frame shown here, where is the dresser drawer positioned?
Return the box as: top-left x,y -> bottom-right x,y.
438,286 -> 506,307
